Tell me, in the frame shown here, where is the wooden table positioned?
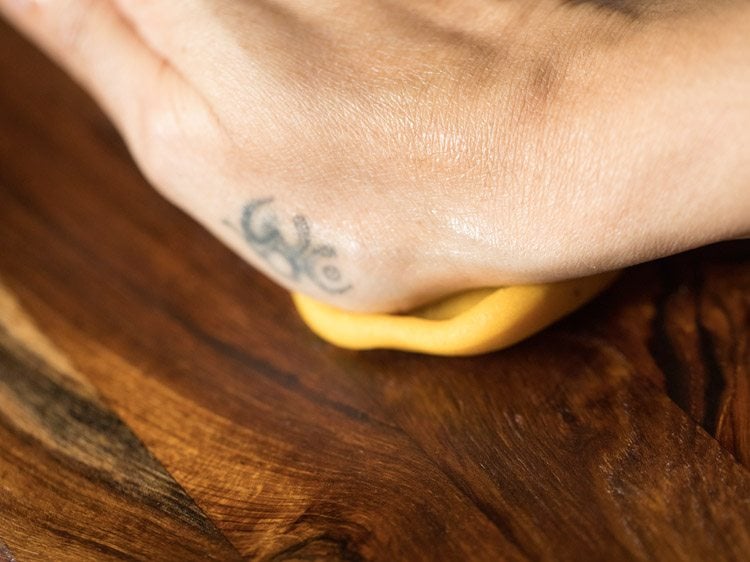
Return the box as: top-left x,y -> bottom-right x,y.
1,19 -> 749,562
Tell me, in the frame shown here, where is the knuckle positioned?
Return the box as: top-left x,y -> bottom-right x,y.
55,0 -> 98,54
129,82 -> 220,197
133,104 -> 182,190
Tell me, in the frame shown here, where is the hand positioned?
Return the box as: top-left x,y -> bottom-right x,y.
2,0 -> 748,312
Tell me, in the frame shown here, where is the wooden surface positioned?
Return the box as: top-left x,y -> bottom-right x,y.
1,18 -> 749,562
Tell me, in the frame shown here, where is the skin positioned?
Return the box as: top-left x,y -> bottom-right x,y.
1,0 -> 748,312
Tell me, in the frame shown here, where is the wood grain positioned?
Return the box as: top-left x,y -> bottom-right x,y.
0,286 -> 242,561
1,17 -> 750,562
649,253 -> 750,463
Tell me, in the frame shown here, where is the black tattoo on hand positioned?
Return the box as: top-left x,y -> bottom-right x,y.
225,198 -> 352,294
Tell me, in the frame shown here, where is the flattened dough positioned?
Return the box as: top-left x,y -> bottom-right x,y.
292,271 -> 619,356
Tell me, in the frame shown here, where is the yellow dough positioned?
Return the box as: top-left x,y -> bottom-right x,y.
292,271 -> 620,356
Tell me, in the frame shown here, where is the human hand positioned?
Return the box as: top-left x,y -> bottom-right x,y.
2,0 -> 748,312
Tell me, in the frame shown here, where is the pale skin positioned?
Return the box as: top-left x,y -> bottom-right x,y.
1,0 -> 748,312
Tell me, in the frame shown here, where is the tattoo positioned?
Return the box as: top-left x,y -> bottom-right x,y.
225,198 -> 352,294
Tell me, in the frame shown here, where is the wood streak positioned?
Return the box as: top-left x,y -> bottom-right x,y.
0,287 -> 241,559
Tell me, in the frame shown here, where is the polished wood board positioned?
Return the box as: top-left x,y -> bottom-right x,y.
1,19 -> 749,561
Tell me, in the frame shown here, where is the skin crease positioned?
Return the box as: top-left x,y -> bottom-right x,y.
0,1 -> 748,312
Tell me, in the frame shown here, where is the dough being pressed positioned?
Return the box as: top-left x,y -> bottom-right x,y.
292,271 -> 619,356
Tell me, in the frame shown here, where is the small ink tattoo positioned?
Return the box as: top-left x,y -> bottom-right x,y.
225,198 -> 352,294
